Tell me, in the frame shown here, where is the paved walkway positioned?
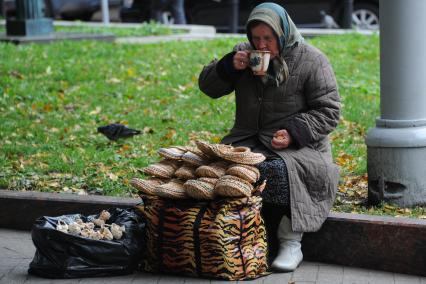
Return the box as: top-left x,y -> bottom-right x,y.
1,229 -> 424,284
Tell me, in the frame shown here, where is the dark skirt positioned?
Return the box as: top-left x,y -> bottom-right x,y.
257,158 -> 290,209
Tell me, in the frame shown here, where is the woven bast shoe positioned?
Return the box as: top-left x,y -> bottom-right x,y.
194,140 -> 218,158
195,161 -> 228,178
198,177 -> 219,185
155,179 -> 188,199
184,179 -> 215,200
158,147 -> 186,160
174,163 -> 197,180
211,144 -> 266,165
130,177 -> 166,195
253,179 -> 267,195
214,175 -> 254,198
226,164 -> 260,184
181,151 -> 210,167
143,159 -> 180,179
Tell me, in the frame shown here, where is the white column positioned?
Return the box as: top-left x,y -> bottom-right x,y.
366,0 -> 426,207
101,0 -> 110,25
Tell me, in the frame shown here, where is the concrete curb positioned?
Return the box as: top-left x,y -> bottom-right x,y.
1,20 -> 377,43
0,190 -> 424,277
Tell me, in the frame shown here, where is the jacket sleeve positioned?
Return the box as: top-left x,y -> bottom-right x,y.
198,52 -> 241,99
199,43 -> 251,99
283,51 -> 341,148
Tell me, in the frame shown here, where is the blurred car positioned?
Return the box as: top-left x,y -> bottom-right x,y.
120,0 -> 379,32
1,0 -> 121,21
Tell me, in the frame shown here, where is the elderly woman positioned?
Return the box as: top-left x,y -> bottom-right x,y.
198,2 -> 341,272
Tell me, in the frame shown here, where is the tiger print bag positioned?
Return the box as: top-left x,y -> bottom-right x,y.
136,195 -> 269,280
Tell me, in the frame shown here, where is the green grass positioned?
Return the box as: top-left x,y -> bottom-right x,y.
0,22 -> 179,37
54,22 -> 182,37
0,33 -> 424,218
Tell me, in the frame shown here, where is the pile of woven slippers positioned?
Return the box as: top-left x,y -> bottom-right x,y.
130,140 -> 267,200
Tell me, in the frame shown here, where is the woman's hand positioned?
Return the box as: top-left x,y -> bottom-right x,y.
233,51 -> 250,70
271,129 -> 292,150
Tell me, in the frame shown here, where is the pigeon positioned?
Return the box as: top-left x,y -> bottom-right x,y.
320,10 -> 340,29
97,123 -> 141,141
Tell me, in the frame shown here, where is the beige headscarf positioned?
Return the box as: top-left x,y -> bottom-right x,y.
246,3 -> 304,86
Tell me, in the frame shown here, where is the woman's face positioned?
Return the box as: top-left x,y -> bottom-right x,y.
250,23 -> 280,58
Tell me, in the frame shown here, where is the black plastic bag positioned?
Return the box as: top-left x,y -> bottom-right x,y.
28,207 -> 145,279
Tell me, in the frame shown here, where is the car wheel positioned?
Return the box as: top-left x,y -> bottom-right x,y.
352,3 -> 379,30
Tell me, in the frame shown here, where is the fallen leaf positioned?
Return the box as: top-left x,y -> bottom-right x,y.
89,106 -> 101,115
162,128 -> 176,141
10,70 -> 24,79
127,68 -> 136,77
212,136 -> 221,143
143,126 -> 154,134
43,103 -> 53,112
107,173 -> 118,181
107,77 -> 121,84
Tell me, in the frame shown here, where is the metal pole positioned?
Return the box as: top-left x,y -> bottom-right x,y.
101,0 -> 110,25
229,0 -> 239,33
6,0 -> 53,36
341,0 -> 353,29
365,0 -> 426,207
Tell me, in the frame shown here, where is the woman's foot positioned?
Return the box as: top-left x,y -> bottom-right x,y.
271,240 -> 303,271
271,216 -> 303,272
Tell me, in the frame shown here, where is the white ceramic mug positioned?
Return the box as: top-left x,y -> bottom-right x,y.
249,50 -> 271,76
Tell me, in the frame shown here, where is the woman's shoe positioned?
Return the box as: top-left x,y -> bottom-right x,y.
271,216 -> 303,272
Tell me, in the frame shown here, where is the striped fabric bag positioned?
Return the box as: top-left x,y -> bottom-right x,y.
136,195 -> 269,280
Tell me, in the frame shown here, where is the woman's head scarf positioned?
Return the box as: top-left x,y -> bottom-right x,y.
246,2 -> 304,85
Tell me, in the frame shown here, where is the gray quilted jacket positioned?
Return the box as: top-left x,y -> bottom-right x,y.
198,42 -> 341,232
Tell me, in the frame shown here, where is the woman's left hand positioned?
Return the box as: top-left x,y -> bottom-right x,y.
271,129 -> 292,149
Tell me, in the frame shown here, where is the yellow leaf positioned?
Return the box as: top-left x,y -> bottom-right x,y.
212,136 -> 221,143
89,106 -> 101,115
384,204 -> 396,210
127,68 -> 136,77
162,128 -> 176,141
107,77 -> 121,84
43,103 -> 53,112
47,181 -> 61,188
117,144 -> 132,154
107,173 -> 118,181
